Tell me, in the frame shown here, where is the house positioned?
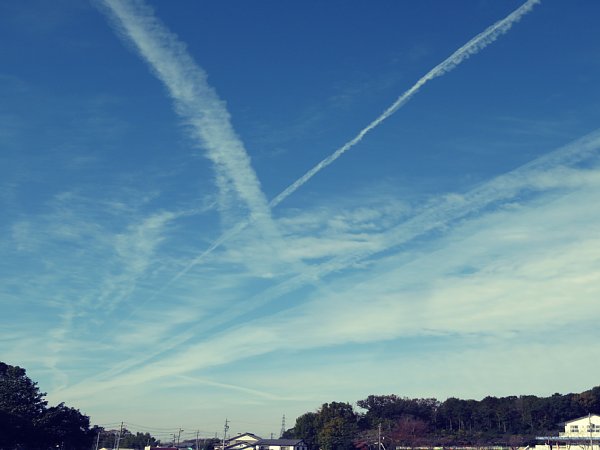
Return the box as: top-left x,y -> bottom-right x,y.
228,433 -> 263,446
220,433 -> 263,450
254,438 -> 307,450
536,414 -> 600,450
100,448 -> 136,450
560,415 -> 600,437
144,447 -> 177,450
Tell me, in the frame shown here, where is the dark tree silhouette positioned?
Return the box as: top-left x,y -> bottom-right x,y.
0,362 -> 93,450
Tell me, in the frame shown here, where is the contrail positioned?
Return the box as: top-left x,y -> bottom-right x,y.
90,0 -> 542,363
95,0 -> 317,356
99,0 -> 278,237
51,128 -> 600,397
167,0 -> 542,281
182,129 -> 600,336
269,0 -> 541,207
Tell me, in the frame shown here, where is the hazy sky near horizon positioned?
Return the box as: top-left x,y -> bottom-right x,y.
2,0 -> 600,440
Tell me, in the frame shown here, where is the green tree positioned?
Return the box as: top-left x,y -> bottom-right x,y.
317,416 -> 358,450
356,395 -> 439,430
119,430 -> 161,449
316,402 -> 358,450
38,403 -> 93,450
287,403 -> 359,450
0,361 -> 94,450
288,412 -> 319,450
0,362 -> 47,449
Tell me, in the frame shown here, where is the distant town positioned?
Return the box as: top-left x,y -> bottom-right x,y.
2,361 -> 600,450
97,419 -> 600,450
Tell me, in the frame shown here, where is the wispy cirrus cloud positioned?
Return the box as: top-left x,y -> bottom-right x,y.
173,374 -> 299,401
51,128 -> 600,403
138,0 -> 541,277
11,128 -> 600,396
1,187 -> 196,386
6,0 -> 600,436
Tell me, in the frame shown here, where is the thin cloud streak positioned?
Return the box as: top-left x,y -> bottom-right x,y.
19,129 -> 600,396
99,0 -> 277,236
227,130 -> 600,332
102,129 -> 600,382
174,375 -> 299,401
269,0 -> 541,207
51,129 -> 600,401
97,0 -> 314,326
158,0 -> 542,279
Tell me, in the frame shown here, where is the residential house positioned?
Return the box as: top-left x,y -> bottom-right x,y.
221,433 -> 263,450
254,438 -> 307,450
561,415 -> 600,438
536,414 -> 600,450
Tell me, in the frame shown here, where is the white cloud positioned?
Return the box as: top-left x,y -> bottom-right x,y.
99,0 -> 278,237
10,136 -> 600,395
52,154 -> 600,404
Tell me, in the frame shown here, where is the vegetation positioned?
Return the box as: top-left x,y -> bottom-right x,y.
285,388 -> 600,450
0,362 -> 94,450
94,428 -> 161,449
4,359 -> 600,450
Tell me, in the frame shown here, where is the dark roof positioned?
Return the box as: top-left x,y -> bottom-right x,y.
225,444 -> 255,450
230,433 -> 263,441
255,439 -> 304,446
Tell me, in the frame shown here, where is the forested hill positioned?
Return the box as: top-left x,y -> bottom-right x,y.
284,386 -> 600,449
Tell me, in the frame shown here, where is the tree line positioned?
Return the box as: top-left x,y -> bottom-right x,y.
4,360 -> 600,450
0,362 -> 169,450
0,362 -> 94,450
284,387 -> 600,450
94,428 -> 162,450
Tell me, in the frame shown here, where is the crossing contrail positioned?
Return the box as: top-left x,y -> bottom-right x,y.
98,0 -> 543,306
269,0 -> 541,208
71,0 -> 543,394
168,0 -> 542,280
52,127 -> 600,396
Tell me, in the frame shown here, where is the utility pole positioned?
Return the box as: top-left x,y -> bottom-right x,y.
196,430 -> 200,450
377,423 -> 381,450
115,422 -> 124,450
222,419 -> 229,450
177,428 -> 184,447
589,414 -> 593,450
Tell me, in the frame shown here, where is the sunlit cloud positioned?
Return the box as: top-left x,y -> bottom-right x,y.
99,0 -> 276,235
4,0 -> 600,436
51,129 -> 600,405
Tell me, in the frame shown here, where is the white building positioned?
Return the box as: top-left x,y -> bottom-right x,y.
254,439 -> 307,450
536,414 -> 600,450
222,433 -> 263,450
561,415 -> 600,438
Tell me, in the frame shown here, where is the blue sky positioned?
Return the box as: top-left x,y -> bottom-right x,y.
2,0 -> 600,440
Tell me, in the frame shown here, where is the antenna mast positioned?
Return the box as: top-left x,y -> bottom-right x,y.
280,414 -> 286,438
